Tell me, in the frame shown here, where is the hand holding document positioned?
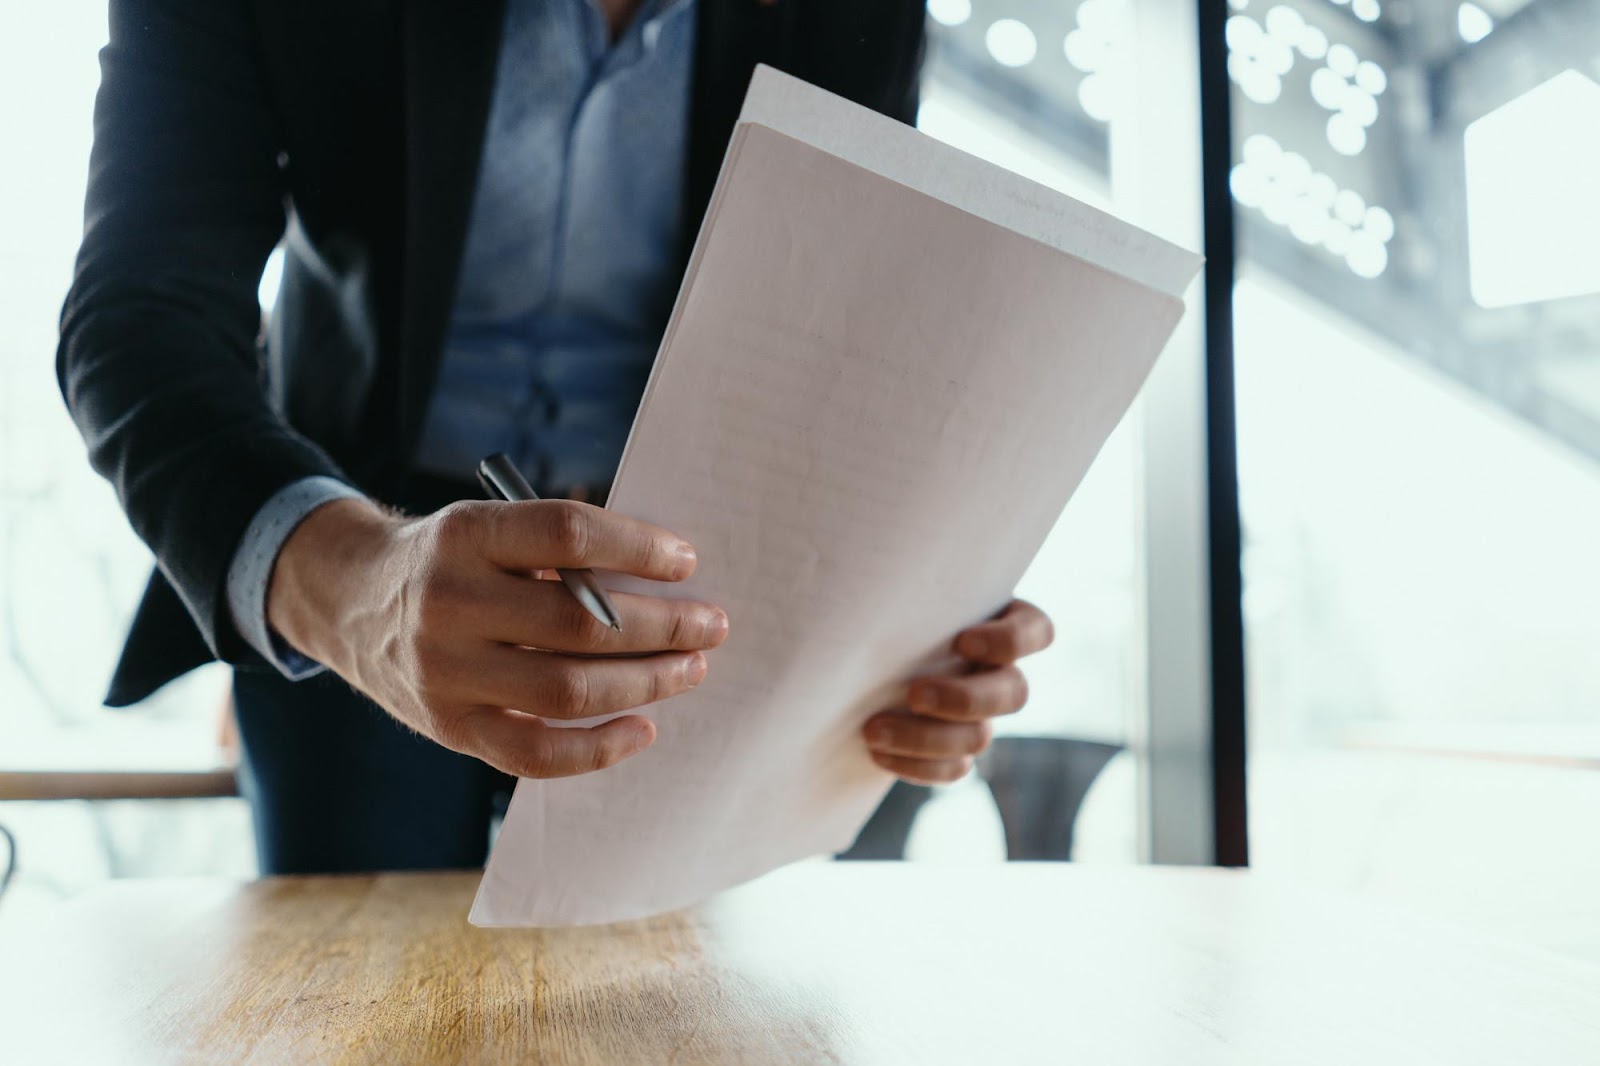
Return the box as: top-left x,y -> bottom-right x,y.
472,67 -> 1201,927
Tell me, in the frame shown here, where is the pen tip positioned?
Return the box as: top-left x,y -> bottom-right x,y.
610,622 -> 623,632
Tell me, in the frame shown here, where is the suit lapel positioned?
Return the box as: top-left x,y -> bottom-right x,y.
682,0 -> 786,268
398,0 -> 508,465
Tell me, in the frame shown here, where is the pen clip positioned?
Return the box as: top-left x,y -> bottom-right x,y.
478,452 -> 540,502
476,469 -> 503,501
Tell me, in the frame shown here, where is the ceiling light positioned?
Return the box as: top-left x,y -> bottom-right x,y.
1334,188 -> 1366,227
1355,60 -> 1387,96
1327,113 -> 1367,155
1326,43 -> 1357,78
1078,73 -> 1114,122
1457,2 -> 1493,44
1243,132 -> 1282,165
1346,236 -> 1388,278
1297,26 -> 1329,60
1363,205 -> 1395,243
985,19 -> 1038,67
927,0 -> 972,28
1265,5 -> 1305,41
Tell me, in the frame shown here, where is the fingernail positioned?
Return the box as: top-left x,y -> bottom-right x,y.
960,633 -> 991,659
909,683 -> 940,714
673,541 -> 697,578
868,723 -> 893,746
685,652 -> 708,686
702,609 -> 729,647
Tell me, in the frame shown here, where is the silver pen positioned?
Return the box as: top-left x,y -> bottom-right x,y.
476,452 -> 624,632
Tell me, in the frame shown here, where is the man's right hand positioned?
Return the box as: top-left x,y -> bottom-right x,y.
265,496 -> 726,779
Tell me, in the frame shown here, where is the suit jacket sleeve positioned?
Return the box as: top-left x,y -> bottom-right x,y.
57,0 -> 351,664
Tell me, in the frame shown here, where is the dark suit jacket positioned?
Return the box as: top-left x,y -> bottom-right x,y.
58,0 -> 926,707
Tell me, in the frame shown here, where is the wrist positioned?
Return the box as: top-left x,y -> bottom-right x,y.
266,496 -> 400,672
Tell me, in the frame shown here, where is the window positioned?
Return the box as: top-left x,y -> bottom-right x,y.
0,7 -> 253,924
1228,0 -> 1600,961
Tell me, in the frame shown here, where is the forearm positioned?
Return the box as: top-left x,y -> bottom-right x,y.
227,477 -> 371,677
266,495 -> 407,685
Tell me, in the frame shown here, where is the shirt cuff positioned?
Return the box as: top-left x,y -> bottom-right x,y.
225,475 -> 368,680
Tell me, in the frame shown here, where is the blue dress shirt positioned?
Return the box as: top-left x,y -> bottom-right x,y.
227,0 -> 697,678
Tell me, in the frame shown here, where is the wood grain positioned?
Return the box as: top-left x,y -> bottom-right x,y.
2,863 -> 1598,1064
0,768 -> 239,801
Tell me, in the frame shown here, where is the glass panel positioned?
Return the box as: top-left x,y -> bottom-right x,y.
908,0 -> 1148,865
0,5 -> 254,927
1228,0 -> 1600,961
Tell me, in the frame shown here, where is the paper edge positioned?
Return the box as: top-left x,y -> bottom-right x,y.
738,64 -> 1202,299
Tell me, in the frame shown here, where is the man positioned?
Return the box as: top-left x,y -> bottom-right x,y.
59,0 -> 1054,875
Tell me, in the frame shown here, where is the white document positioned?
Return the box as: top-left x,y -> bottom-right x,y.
471,67 -> 1200,927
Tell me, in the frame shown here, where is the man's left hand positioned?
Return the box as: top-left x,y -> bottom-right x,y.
862,599 -> 1054,785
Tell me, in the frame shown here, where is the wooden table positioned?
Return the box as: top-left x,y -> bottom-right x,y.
3,864 -> 1598,1064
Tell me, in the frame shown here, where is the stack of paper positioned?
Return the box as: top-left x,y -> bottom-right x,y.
472,66 -> 1200,927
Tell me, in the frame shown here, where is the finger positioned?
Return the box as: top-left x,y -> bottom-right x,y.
465,646 -> 709,720
907,665 -> 1028,722
474,574 -> 729,655
450,499 -> 698,581
954,599 -> 1054,665
460,707 -> 656,779
869,751 -> 974,786
864,711 -> 992,759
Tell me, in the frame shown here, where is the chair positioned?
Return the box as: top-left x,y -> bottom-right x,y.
837,736 -> 1122,861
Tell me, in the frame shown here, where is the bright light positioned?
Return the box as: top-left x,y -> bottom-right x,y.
1310,66 -> 1346,110
1064,29 -> 1109,73
259,246 -> 285,311
1263,185 -> 1295,226
1227,14 -> 1263,51
1346,235 -> 1388,278
1265,5 -> 1304,41
1297,25 -> 1329,60
1355,61 -> 1386,96
1243,132 -> 1282,166
1242,68 -> 1283,104
927,0 -> 972,27
1334,189 -> 1366,226
1323,220 -> 1353,256
1344,89 -> 1379,128
1289,202 -> 1330,245
1233,140 -> 1392,279
1327,43 -> 1357,78
985,19 -> 1038,67
1457,2 -> 1493,44
1260,38 -> 1294,75
1078,73 -> 1114,122
1077,0 -> 1115,32
1276,150 -> 1312,189
1466,70 -> 1600,306
1363,205 -> 1396,243
1352,0 -> 1380,22
1327,112 -> 1367,155
1231,163 -> 1268,207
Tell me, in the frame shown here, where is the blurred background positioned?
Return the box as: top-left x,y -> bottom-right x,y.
3,0 -> 1597,964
